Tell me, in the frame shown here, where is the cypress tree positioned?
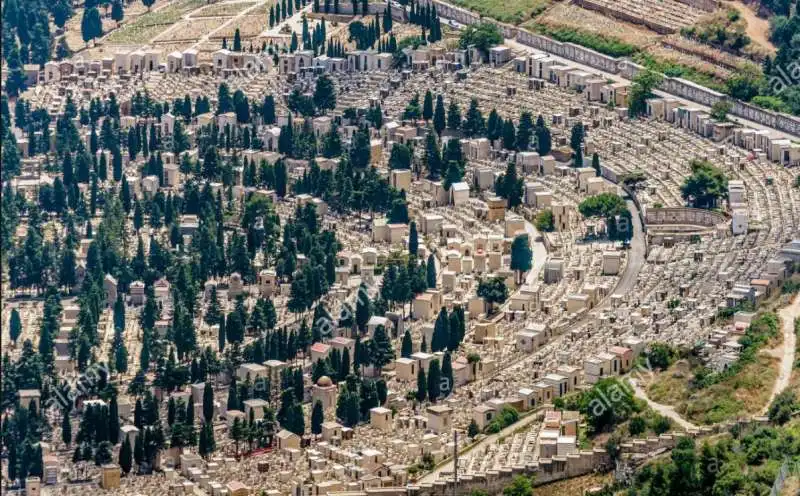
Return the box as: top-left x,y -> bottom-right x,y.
133,432 -> 143,469
401,330 -> 413,358
61,410 -> 72,447
311,400 -> 324,435
427,359 -> 441,402
441,353 -> 454,397
119,436 -> 132,474
432,308 -> 449,352
227,376 -> 239,411
109,394 -> 120,444
203,381 -> 214,423
422,90 -> 434,121
416,367 -> 427,402
218,314 -> 226,351
409,221 -> 419,256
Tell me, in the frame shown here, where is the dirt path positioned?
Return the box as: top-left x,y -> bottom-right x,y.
762,294 -> 800,414
726,1 -> 776,53
418,411 -> 541,484
189,0 -> 282,49
629,378 -> 699,431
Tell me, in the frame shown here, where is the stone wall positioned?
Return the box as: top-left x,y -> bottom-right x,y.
409,449 -> 611,496
645,207 -> 728,227
674,0 -> 718,12
573,0 -> 678,34
424,0 -> 800,138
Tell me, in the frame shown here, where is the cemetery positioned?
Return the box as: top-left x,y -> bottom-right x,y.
1,0 -> 800,495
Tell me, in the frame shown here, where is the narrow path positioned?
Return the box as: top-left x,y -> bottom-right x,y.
763,293 -> 800,413
495,218 -> 548,317
628,377 -> 699,431
190,0 -> 288,49
725,1 -> 776,54
418,410 -> 541,484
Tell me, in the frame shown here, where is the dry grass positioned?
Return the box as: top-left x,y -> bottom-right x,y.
211,15 -> 267,38
646,351 -> 780,425
105,0 -> 208,44
647,45 -> 733,79
450,0 -> 551,25
524,2 -> 659,47
535,472 -> 613,495
153,18 -> 226,42
189,1 -> 257,18
726,0 -> 776,53
781,475 -> 800,496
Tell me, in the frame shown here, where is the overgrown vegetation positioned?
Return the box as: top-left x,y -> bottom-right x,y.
646,312 -> 781,424
630,423 -> 800,496
530,25 -> 638,57
693,312 -> 780,389
485,406 -> 520,433
534,209 -> 555,232
577,192 -> 632,242
451,0 -> 549,24
558,378 -> 645,434
680,8 -> 752,56
680,159 -> 728,209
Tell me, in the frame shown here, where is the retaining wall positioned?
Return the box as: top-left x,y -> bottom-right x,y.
409,449 -> 611,496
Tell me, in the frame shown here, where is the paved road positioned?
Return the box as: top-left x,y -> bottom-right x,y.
524,219 -> 548,286
763,294 -> 800,414
614,199 -> 646,299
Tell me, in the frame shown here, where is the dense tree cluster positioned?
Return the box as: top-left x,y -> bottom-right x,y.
578,192 -> 633,242
2,0 -> 67,96
680,159 -> 729,209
